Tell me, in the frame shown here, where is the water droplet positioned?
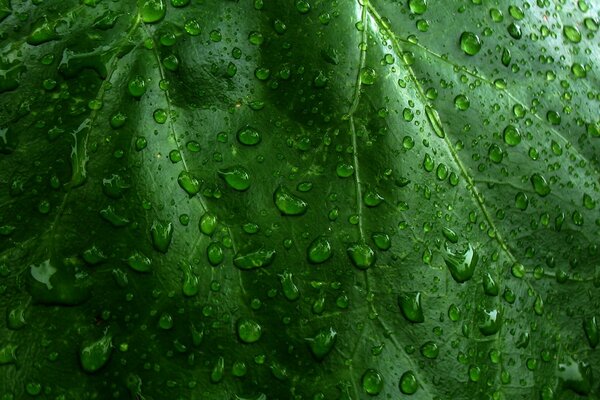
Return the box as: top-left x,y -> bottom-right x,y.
398,292 -> 424,323
425,105 -> 445,138
419,341 -> 439,359
563,25 -> 582,43
237,126 -> 261,146
347,242 -> 376,269
530,173 -> 550,197
361,369 -> 383,395
237,319 -> 262,343
478,307 -> 502,336
399,371 -> 418,394
0,344 -> 17,365
442,227 -> 458,243
583,316 -> 598,348
336,162 -> 354,178
275,272 -> 298,302
459,31 -> 482,55
360,67 -> 377,85
219,166 -> 251,191
128,75 -> 146,97
7,304 -> 27,330
515,192 -> 529,210
207,242 -> 224,266
27,16 -> 59,45
363,188 -> 384,207
489,8 -> 503,22
80,332 -> 112,373
408,0 -> 427,14
233,248 -> 276,270
501,47 -> 511,67
307,236 -> 332,263
182,264 -> 199,297
127,252 -> 152,273
82,245 -> 107,265
444,243 -> 478,283
503,124 -> 521,146
177,171 -> 201,196
307,327 -> 336,360
546,110 -> 561,125
274,186 -> 308,215
454,94 -> 470,110
140,0 -> 166,23
507,23 -> 522,39
150,220 -> 173,253
199,212 -> 218,235
210,356 -> 225,383
371,232 -> 391,250
482,273 -> 499,296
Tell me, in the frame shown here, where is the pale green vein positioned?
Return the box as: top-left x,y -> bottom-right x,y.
398,37 -> 595,170
366,3 -> 532,396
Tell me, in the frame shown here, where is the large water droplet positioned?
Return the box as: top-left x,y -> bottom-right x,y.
347,242 -> 376,269
274,186 -> 308,215
398,292 -> 424,323
237,319 -> 262,343
361,369 -> 384,395
150,220 -> 173,253
307,236 -> 332,263
80,332 -> 112,373
444,243 -> 478,283
307,327 -> 337,361
178,171 -> 201,196
478,307 -> 502,336
530,173 -> 551,197
459,31 -> 482,55
399,370 -> 418,394
557,357 -> 592,395
140,0 -> 166,23
219,166 -> 251,191
233,247 -> 276,270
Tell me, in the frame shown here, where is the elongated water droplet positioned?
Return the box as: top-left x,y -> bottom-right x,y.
274,186 -> 308,215
210,356 -> 225,383
398,292 -> 424,323
233,248 -> 276,270
150,220 -> 173,253
80,332 -> 112,373
280,271 -> 299,301
307,327 -> 336,361
425,106 -> 444,138
583,316 -> 598,348
182,264 -> 199,297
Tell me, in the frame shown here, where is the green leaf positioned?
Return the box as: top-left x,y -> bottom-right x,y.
1,0 -> 599,399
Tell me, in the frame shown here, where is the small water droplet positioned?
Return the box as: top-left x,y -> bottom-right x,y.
347,242 -> 376,269
237,319 -> 262,343
398,292 -> 424,323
